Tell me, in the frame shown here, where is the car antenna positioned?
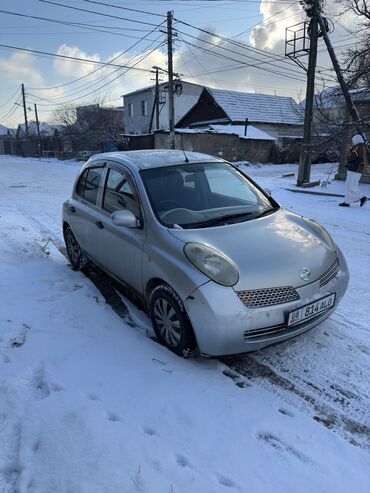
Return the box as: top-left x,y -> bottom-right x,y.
181,148 -> 189,163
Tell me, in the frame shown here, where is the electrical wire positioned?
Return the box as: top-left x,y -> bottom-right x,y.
0,93 -> 22,121
0,84 -> 21,110
28,20 -> 166,91
176,28 -> 310,78
178,35 -> 311,83
0,44 -> 154,72
26,40 -> 165,108
79,0 -> 165,18
39,0 -> 161,27
26,33 -> 165,102
0,9 -> 153,38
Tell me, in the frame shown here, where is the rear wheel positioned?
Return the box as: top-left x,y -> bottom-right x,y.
64,226 -> 88,271
149,285 -> 197,357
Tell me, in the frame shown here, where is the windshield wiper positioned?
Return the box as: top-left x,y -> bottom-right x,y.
188,212 -> 253,228
254,206 -> 278,219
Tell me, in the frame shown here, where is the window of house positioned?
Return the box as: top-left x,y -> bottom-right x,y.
76,167 -> 105,205
103,168 -> 140,217
141,100 -> 148,117
128,103 -> 134,118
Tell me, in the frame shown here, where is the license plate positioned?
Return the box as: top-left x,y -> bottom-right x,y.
287,293 -> 336,327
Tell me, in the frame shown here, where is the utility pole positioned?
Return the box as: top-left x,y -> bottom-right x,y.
149,67 -> 161,133
34,103 -> 42,157
155,67 -> 160,131
297,0 -> 320,187
21,83 -> 29,138
166,10 -> 175,149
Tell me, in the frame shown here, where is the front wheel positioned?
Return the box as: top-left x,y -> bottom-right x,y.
149,285 -> 197,357
63,226 -> 88,271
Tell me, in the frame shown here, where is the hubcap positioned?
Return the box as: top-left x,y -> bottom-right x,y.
153,298 -> 181,347
66,230 -> 80,265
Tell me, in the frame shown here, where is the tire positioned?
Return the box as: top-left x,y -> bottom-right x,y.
149,285 -> 197,357
63,226 -> 89,271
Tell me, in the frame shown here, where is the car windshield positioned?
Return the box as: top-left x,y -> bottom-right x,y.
141,162 -> 277,229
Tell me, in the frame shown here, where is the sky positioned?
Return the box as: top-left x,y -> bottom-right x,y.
0,0 -> 362,128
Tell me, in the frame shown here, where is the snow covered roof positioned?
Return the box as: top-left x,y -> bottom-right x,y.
173,125 -> 275,140
0,123 -> 10,136
303,86 -> 370,109
207,88 -> 302,125
208,124 -> 276,141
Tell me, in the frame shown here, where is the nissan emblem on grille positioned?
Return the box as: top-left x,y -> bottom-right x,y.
300,267 -> 311,281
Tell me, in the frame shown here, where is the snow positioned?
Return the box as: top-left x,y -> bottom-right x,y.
174,125 -> 275,140
0,156 -> 370,492
207,88 -> 303,125
0,124 -> 10,136
208,124 -> 275,140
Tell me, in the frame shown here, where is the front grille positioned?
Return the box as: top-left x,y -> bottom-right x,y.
320,259 -> 339,287
236,286 -> 300,308
243,310 -> 332,342
243,323 -> 286,340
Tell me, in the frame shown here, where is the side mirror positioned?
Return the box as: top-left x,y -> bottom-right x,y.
264,187 -> 272,196
111,210 -> 138,228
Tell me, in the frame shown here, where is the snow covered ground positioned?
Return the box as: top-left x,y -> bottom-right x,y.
0,155 -> 369,493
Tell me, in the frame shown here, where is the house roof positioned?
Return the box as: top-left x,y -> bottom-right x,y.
209,124 -> 276,140
303,86 -> 370,109
207,88 -> 302,125
0,123 -> 9,136
175,125 -> 275,140
122,80 -> 203,98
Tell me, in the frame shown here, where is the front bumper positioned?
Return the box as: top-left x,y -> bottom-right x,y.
185,250 -> 349,356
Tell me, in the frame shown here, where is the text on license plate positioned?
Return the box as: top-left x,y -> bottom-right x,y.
287,293 -> 336,327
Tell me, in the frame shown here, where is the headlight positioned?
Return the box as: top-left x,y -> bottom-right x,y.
304,218 -> 337,251
184,243 -> 239,286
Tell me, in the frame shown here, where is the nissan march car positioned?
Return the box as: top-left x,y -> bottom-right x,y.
62,150 -> 349,357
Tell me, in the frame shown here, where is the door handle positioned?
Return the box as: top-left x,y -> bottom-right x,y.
95,221 -> 104,229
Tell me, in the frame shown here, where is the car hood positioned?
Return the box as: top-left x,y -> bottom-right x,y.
168,209 -> 337,290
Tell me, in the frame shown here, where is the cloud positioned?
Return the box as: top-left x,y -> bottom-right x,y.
249,0 -> 358,50
0,51 -> 45,86
54,44 -> 101,78
250,1 -> 302,50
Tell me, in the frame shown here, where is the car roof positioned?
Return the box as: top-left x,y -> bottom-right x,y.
88,149 -> 225,170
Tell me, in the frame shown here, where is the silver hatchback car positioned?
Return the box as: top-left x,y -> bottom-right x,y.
62,150 -> 349,356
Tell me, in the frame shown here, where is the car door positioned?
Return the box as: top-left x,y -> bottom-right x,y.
68,163 -> 107,258
91,162 -> 145,294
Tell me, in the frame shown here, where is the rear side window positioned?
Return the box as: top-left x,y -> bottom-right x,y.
76,167 -> 105,205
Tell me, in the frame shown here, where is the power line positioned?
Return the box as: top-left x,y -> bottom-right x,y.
27,40 -> 165,108
176,29 -> 308,78
39,0 -> 161,27
28,20 -> 166,91
79,0 -> 165,18
27,33 -> 165,101
0,93 -> 22,121
178,36 -> 309,82
0,84 -> 21,109
174,16 -> 302,65
0,9 -> 154,40
0,44 -> 154,72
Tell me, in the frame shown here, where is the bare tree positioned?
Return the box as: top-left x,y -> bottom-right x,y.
337,0 -> 370,87
52,98 -> 124,154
